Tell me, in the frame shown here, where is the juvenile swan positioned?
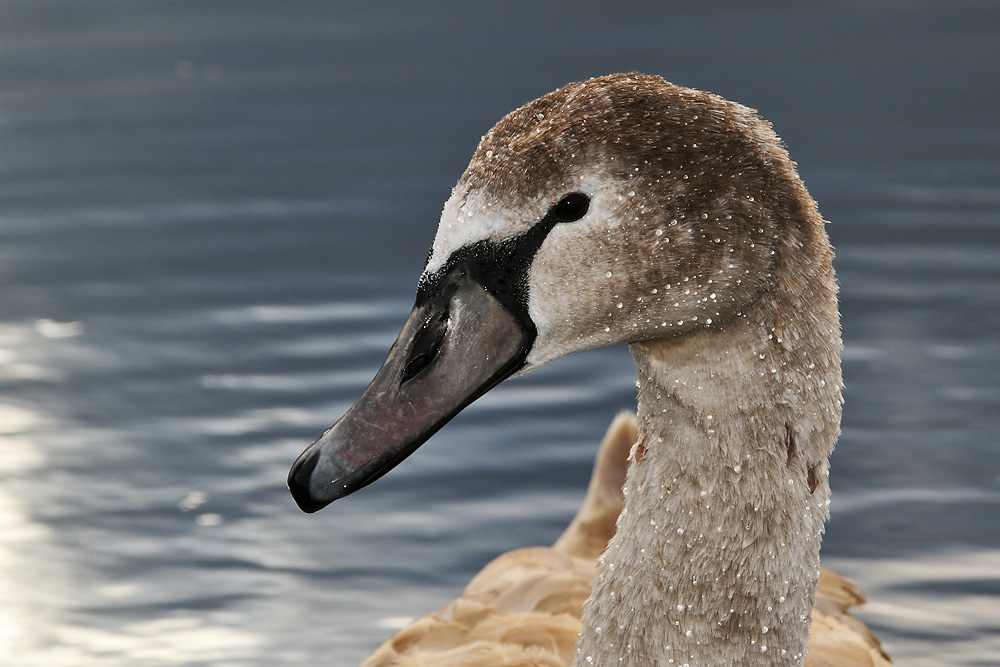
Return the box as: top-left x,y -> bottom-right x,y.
288,73 -> 891,666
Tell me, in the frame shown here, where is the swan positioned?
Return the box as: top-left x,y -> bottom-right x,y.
287,73 -> 892,666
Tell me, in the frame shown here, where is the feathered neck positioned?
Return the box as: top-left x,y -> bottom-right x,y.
575,221 -> 843,666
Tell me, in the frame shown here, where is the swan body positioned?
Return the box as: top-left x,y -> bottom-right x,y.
288,74 -> 892,666
364,414 -> 888,667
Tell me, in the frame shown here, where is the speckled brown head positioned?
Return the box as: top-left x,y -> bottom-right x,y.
426,73 -> 829,368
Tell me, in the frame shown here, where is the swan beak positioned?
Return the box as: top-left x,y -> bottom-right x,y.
287,267 -> 532,513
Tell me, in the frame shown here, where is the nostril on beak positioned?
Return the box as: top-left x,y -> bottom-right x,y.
400,312 -> 448,385
401,352 -> 433,383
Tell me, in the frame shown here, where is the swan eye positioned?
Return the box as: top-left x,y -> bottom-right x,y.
553,193 -> 590,222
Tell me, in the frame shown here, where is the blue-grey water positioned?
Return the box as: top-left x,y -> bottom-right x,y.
1,2 -> 998,665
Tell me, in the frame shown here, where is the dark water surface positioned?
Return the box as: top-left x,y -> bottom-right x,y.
1,2 -> 998,665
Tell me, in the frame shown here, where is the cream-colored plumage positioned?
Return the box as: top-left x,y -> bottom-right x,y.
363,414 -> 890,667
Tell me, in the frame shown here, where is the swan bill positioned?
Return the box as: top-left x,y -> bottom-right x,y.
287,267 -> 533,513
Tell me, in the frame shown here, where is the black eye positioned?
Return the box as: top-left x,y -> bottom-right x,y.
554,193 -> 590,222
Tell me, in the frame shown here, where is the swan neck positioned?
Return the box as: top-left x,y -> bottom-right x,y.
575,292 -> 842,666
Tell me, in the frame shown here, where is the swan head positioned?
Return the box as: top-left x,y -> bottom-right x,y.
288,73 -> 824,512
